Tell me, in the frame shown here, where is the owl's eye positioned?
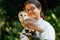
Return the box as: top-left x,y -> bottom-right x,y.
24,15 -> 26,16
21,14 -> 22,16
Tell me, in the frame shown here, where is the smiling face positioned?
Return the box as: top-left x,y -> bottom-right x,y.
25,3 -> 41,20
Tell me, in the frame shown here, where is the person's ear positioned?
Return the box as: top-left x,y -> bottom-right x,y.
39,7 -> 42,10
38,7 -> 42,12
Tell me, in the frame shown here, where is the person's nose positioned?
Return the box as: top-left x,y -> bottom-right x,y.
28,9 -> 32,13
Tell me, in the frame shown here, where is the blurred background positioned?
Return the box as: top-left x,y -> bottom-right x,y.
0,0 -> 60,40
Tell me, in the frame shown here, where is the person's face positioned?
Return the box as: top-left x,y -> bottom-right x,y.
25,3 -> 41,19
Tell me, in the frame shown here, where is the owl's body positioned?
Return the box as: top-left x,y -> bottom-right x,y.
18,11 -> 40,40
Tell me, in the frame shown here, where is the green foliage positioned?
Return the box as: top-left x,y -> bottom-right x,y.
44,9 -> 60,40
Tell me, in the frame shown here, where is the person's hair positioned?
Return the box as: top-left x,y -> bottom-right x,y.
24,0 -> 45,19
24,0 -> 41,9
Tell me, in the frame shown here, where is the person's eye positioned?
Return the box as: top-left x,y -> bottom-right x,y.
25,9 -> 29,12
31,7 -> 35,10
25,7 -> 36,12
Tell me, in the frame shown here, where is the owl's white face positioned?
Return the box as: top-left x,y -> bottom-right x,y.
20,11 -> 28,20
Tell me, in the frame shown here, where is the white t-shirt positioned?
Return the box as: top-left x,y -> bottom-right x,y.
36,18 -> 55,40
20,18 -> 55,40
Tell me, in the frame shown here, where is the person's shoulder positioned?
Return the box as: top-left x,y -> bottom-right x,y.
43,20 -> 52,26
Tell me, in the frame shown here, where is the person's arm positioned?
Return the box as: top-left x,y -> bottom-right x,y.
25,20 -> 44,33
21,18 -> 44,33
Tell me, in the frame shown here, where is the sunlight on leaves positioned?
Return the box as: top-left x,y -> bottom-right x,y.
51,13 -> 58,23
15,38 -> 18,40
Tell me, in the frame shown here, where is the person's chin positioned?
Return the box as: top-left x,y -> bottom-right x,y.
32,17 -> 36,19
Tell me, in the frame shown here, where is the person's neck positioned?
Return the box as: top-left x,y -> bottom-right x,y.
35,16 -> 41,21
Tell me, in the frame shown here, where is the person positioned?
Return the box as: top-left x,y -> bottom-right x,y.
18,0 -> 55,40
